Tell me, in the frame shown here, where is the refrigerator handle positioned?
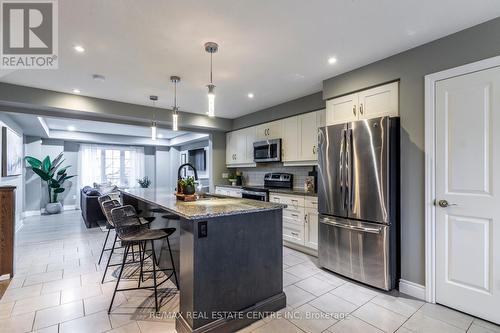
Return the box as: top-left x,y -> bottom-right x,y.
345,128 -> 351,211
348,128 -> 354,211
340,128 -> 346,209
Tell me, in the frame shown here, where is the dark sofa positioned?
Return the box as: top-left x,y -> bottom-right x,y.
80,186 -> 105,228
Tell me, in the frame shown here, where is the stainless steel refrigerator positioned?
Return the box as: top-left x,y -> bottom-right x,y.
317,116 -> 400,290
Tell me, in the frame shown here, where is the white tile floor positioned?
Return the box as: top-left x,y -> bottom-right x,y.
1,211 -> 499,333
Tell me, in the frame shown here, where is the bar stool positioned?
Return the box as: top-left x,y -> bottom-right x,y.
99,199 -> 155,283
97,195 -> 156,266
108,205 -> 178,313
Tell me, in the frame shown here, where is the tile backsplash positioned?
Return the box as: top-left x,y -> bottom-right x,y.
236,165 -> 315,188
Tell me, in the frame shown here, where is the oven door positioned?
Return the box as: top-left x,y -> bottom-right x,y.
242,190 -> 268,201
253,139 -> 281,162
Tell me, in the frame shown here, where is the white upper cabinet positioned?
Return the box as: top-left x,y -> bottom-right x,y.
256,120 -> 282,140
326,92 -> 358,125
299,111 -> 320,161
244,126 -> 256,163
282,109 -> 325,165
358,81 -> 399,119
226,127 -> 256,167
326,81 -> 399,126
281,116 -> 299,162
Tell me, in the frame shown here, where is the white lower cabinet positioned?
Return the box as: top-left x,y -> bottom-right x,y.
270,193 -> 318,251
214,186 -> 242,198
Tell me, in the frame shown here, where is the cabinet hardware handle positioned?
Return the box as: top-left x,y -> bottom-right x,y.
304,214 -> 308,223
353,105 -> 356,116
291,214 -> 299,218
313,146 -> 316,154
360,103 -> 363,115
291,232 -> 299,236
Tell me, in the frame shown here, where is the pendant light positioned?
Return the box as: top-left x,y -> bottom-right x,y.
170,75 -> 180,131
204,42 -> 218,117
150,95 -> 158,140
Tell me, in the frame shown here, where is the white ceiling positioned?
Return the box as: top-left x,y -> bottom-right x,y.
43,117 -> 188,139
1,0 -> 499,119
7,112 -> 188,139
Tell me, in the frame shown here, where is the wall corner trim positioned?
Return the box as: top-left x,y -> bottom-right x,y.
399,279 -> 426,300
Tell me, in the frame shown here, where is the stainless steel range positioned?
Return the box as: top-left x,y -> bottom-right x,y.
317,116 -> 400,290
241,173 -> 293,202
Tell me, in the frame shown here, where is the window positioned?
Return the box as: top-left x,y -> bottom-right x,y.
79,144 -> 144,188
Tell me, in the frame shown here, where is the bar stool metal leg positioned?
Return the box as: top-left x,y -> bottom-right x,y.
98,228 -> 111,265
166,236 -> 179,289
102,233 -> 118,284
108,243 -> 130,313
151,239 -> 159,312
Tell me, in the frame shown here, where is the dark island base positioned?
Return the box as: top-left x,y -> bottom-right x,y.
121,192 -> 286,333
175,292 -> 286,333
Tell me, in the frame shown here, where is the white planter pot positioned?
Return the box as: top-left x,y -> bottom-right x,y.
46,202 -> 62,214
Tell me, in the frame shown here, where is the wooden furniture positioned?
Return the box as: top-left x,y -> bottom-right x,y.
0,186 -> 15,278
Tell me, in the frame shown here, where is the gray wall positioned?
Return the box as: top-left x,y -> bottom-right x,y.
230,17 -> 500,286
209,131 -> 228,191
232,92 -> 325,130
0,113 -> 24,230
322,16 -> 500,286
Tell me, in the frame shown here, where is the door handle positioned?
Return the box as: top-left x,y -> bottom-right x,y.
320,217 -> 382,234
436,199 -> 458,208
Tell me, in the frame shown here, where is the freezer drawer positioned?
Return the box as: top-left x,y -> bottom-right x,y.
318,215 -> 393,290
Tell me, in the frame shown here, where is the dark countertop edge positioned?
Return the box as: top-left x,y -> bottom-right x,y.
121,190 -> 286,220
215,184 -> 317,197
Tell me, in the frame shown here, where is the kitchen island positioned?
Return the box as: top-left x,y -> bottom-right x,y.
121,188 -> 286,333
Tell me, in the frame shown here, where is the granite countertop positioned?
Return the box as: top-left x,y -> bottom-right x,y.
122,188 -> 286,220
215,184 -> 317,197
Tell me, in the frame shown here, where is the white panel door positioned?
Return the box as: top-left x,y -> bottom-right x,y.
435,66 -> 500,324
326,93 -> 358,125
358,81 -> 399,119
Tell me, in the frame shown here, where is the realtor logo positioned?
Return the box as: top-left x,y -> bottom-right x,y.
1,0 -> 58,69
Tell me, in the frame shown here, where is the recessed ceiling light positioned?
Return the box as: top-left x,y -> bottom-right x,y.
67,125 -> 76,131
158,134 -> 163,138
247,93 -> 254,99
328,57 -> 337,64
74,45 -> 85,53
72,89 -> 81,94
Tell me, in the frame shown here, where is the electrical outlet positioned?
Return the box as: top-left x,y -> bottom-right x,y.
222,173 -> 229,179
198,221 -> 207,238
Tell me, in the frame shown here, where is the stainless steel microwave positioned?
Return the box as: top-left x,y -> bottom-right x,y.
253,139 -> 281,163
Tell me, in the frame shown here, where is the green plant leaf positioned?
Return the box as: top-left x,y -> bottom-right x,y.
51,153 -> 63,169
42,156 -> 51,173
49,181 -> 61,188
57,166 -> 70,175
54,188 -> 65,193
32,168 -> 51,181
50,160 -> 65,175
24,156 -> 42,168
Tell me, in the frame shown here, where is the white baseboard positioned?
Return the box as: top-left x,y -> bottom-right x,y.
23,210 -> 41,218
24,205 -> 78,217
399,279 -> 426,300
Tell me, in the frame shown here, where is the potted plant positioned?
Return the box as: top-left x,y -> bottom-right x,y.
137,176 -> 151,188
179,176 -> 196,195
25,152 -> 76,214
